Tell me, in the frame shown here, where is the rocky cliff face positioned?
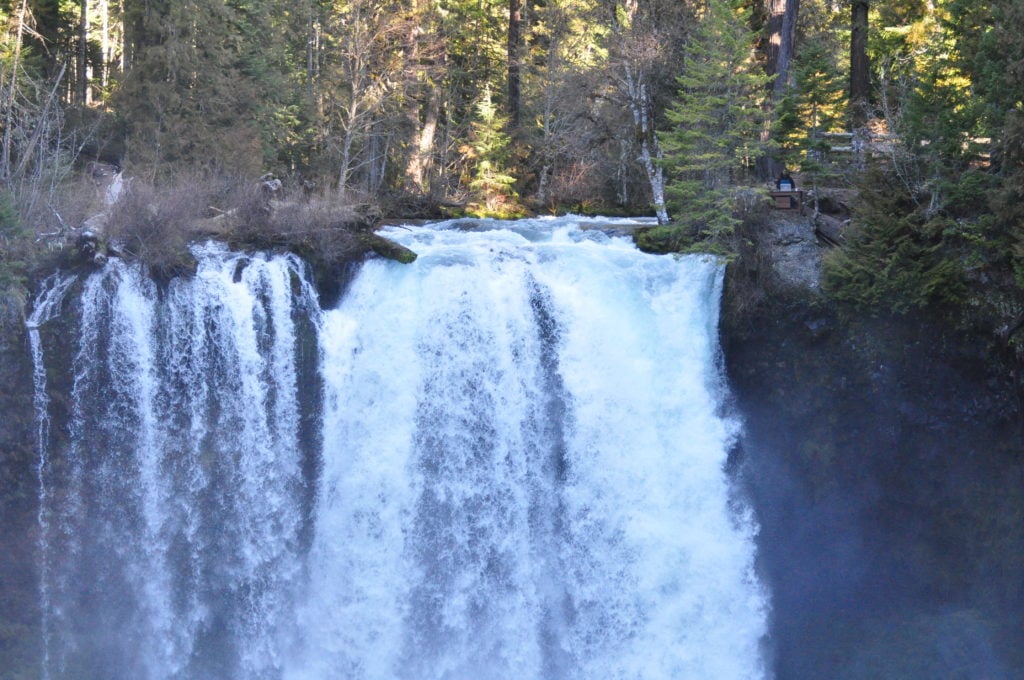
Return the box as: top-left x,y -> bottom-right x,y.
721,213 -> 1024,679
0,293 -> 43,677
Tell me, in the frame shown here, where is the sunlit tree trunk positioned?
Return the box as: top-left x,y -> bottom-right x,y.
762,0 -> 800,96
757,0 -> 799,179
403,0 -> 443,194
406,88 -> 440,193
772,0 -> 798,99
623,64 -> 669,225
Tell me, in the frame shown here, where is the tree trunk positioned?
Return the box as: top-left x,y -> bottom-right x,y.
536,163 -> 550,205
507,0 -> 522,129
307,2 -> 318,104
850,0 -> 870,127
761,0 -> 800,96
763,0 -> 785,78
77,0 -> 88,104
2,0 -> 29,179
758,0 -> 799,180
623,65 -> 669,225
772,0 -> 799,99
100,0 -> 110,89
402,0 -> 443,194
407,86 -> 440,191
338,114 -> 356,195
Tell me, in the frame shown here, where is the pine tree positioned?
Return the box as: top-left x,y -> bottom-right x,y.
116,0 -> 264,176
775,38 -> 846,205
468,87 -> 518,215
658,0 -> 771,244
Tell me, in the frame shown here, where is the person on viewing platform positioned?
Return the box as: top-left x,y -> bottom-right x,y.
776,171 -> 795,191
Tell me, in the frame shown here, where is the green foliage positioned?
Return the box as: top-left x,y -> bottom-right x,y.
823,168 -> 965,313
964,0 -> 1024,277
900,14 -> 983,169
634,224 -> 694,253
658,0 -> 771,245
230,0 -> 310,173
0,190 -> 29,292
636,187 -> 768,255
816,0 -> 1024,327
467,88 -> 520,216
776,39 -> 846,179
116,0 -> 265,177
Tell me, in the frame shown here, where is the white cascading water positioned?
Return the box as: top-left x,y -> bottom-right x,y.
28,271 -> 79,680
35,243 -> 316,680
31,217 -> 768,680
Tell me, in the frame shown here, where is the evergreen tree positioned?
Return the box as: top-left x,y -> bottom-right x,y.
965,0 -> 1024,261
468,86 -> 518,215
116,0 -> 264,176
658,0 -> 770,244
822,167 -> 964,312
776,37 -> 845,204
229,0 -> 309,174
0,188 -> 28,291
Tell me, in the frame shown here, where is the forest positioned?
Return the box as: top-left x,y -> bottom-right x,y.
0,0 -> 1022,326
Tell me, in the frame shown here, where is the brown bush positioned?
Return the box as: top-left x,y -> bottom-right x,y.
230,185 -> 371,262
103,175 -> 216,278
101,174 -> 376,279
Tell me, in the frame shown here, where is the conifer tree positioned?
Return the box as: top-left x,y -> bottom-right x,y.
775,38 -> 845,208
117,0 -> 264,176
469,87 -> 518,214
659,0 -> 770,243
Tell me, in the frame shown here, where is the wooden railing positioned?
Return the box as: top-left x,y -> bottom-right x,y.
815,131 -> 899,156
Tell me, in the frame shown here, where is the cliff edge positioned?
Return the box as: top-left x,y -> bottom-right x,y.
721,209 -> 1024,679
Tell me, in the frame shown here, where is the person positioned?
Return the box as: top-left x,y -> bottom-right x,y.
776,170 -> 795,192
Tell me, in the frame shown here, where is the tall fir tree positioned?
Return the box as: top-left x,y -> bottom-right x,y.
658,0 -> 771,243
775,37 -> 845,203
116,0 -> 264,176
468,86 -> 518,214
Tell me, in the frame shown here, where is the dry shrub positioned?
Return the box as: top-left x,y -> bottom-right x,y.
104,173 -> 233,278
48,165 -> 126,231
95,172 -> 378,282
231,191 -> 378,306
545,161 -> 608,212
220,178 -> 371,260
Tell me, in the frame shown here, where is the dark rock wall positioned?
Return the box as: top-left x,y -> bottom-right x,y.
0,294 -> 42,679
722,293 -> 1024,679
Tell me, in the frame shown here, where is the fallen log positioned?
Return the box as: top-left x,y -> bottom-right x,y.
360,232 -> 418,264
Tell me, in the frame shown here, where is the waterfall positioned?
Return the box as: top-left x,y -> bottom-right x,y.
28,271 -> 79,680
30,217 -> 768,680
33,244 -> 317,680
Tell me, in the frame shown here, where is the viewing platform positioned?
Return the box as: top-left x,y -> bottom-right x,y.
771,176 -> 804,214
770,189 -> 804,213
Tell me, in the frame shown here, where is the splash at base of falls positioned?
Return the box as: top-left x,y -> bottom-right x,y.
30,218 -> 768,680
